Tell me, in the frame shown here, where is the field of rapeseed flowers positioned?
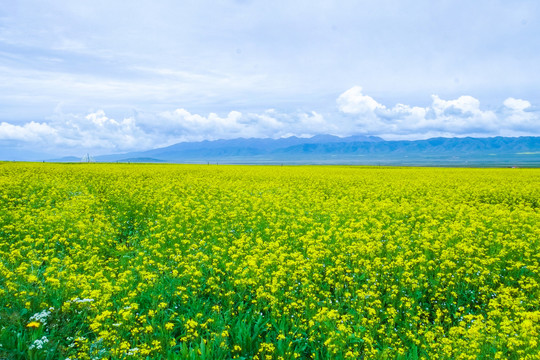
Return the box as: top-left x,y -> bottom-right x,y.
0,162 -> 539,359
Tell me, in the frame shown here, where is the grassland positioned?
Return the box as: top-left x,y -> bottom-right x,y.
0,163 -> 539,359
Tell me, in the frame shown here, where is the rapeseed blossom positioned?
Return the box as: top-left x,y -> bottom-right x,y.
0,163 -> 539,359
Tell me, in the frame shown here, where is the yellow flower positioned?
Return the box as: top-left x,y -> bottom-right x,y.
26,321 -> 41,328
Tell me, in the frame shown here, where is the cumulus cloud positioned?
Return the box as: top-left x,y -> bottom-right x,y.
337,86 -> 383,115
43,110 -> 150,151
0,108 -> 330,156
0,86 -> 539,157
501,97 -> 537,133
335,86 -> 539,139
504,97 -> 531,111
426,95 -> 498,134
152,109 -> 332,141
0,110 -> 153,155
0,121 -> 57,141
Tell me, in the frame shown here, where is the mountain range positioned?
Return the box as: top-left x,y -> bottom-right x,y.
47,135 -> 540,167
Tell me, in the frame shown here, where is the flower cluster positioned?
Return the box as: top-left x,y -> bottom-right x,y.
29,309 -> 52,325
29,336 -> 49,350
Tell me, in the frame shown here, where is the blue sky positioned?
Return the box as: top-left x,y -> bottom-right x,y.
1,0 -> 539,158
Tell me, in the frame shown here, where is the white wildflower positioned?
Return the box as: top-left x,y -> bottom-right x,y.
29,309 -> 51,325
71,298 -> 94,303
29,336 -> 49,350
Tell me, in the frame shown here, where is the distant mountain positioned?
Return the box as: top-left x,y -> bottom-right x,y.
278,136 -> 540,154
46,156 -> 81,162
40,135 -> 540,166
271,136 -> 540,166
94,135 -> 383,162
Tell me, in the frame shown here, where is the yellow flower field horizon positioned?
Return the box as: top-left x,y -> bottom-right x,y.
0,163 -> 539,359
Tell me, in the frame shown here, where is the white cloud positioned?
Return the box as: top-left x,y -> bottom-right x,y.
0,87 -> 539,157
156,109 -> 329,141
335,86 -> 539,138
503,97 -> 531,111
0,108 -> 332,156
501,97 -> 537,132
0,121 -> 57,141
0,110 -> 152,154
337,86 -> 383,114
431,95 -> 482,115
426,95 -> 498,134
2,0 -> 540,136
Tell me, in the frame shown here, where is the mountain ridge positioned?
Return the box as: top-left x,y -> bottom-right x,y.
45,135 -> 540,166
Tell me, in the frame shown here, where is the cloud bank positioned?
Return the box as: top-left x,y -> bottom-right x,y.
1,86 -> 538,157
336,86 -> 538,140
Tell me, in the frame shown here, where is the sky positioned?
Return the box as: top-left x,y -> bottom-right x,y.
0,0 -> 539,158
